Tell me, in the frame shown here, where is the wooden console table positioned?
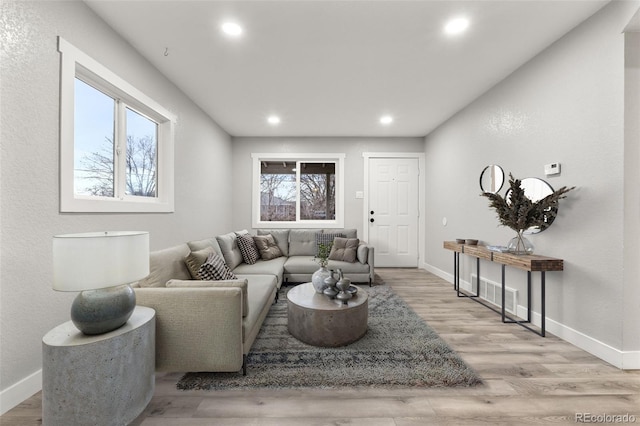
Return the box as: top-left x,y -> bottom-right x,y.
443,241 -> 563,337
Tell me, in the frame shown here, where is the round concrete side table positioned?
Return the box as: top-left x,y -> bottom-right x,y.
287,282 -> 368,347
42,305 -> 155,426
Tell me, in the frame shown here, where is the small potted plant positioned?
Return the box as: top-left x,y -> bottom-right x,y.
481,174 -> 574,254
311,243 -> 332,293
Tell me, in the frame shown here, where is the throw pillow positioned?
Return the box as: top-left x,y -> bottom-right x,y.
236,233 -> 260,265
256,229 -> 289,256
315,232 -> 344,256
184,246 -> 215,279
253,234 -> 283,260
198,252 -> 237,281
328,237 -> 360,263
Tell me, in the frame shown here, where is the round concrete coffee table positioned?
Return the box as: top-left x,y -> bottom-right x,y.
287,282 -> 368,347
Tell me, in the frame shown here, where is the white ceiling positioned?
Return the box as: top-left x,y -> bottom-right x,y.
84,0 -> 609,138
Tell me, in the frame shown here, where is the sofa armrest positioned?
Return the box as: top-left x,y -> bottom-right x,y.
357,241 -> 373,264
134,287 -> 244,372
166,278 -> 249,316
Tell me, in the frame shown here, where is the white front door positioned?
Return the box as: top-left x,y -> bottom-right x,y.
367,157 -> 419,267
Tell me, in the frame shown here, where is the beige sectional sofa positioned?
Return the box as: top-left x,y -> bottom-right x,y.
133,228 -> 374,375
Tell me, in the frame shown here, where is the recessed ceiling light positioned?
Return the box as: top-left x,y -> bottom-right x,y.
380,115 -> 393,125
444,17 -> 469,35
267,115 -> 281,125
222,22 -> 243,37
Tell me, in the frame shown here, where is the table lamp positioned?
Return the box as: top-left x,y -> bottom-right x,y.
52,231 -> 149,335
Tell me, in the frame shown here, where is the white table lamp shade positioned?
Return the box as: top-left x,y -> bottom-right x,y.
53,231 -> 149,292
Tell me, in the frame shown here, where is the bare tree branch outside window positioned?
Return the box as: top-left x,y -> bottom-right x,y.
77,135 -> 156,198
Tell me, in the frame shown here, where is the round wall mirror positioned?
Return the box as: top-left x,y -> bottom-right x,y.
479,165 -> 505,193
506,177 -> 555,234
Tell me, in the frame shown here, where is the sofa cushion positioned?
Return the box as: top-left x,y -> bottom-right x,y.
285,256 -> 368,274
322,228 -> 357,239
256,229 -> 289,256
289,229 -> 319,256
328,237 -> 359,263
233,257 -> 286,285
283,256 -> 322,275
184,246 -> 215,279
166,278 -> 249,317
138,244 -> 191,287
216,232 -> 243,270
327,259 -> 371,274
187,237 -> 222,256
198,252 -> 238,280
238,274 -> 277,341
236,234 -> 260,265
315,232 -> 344,256
253,234 -> 283,260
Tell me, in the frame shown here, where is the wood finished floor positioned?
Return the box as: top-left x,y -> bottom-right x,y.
3,268 -> 639,425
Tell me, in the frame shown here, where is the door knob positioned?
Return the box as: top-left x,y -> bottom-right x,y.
370,210 -> 374,215
370,218 -> 375,223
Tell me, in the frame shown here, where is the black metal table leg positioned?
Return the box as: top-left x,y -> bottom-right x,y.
527,271 -> 532,323
541,271 -> 546,337
454,252 -> 459,293
476,257 -> 480,297
501,264 -> 506,323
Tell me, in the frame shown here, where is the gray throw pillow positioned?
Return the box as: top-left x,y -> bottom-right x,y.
184,246 -> 215,279
253,234 -> 283,260
328,237 -> 360,263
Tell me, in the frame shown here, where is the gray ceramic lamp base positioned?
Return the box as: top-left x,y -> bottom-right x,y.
71,284 -> 136,335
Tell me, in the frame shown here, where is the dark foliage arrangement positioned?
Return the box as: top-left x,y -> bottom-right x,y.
481,174 -> 575,232
314,242 -> 332,267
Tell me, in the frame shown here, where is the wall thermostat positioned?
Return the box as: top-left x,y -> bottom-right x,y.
544,162 -> 561,176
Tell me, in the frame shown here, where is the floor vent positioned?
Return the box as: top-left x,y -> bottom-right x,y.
471,273 -> 518,315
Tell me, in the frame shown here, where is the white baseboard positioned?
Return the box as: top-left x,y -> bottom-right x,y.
423,262 -> 640,370
0,369 -> 42,415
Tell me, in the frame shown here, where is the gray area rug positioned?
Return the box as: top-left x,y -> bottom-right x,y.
177,283 -> 482,390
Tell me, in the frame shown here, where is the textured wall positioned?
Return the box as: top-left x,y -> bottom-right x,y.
231,137 -> 424,236
423,1 -> 639,352
0,0 -> 232,397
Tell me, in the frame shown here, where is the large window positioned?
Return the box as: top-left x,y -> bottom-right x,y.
252,154 -> 345,228
59,37 -> 175,213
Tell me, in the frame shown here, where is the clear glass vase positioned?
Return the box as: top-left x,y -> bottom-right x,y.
507,230 -> 534,255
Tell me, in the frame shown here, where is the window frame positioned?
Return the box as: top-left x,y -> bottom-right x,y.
58,37 -> 176,213
252,153 -> 345,229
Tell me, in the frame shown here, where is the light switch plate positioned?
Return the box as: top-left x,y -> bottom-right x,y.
544,162 -> 560,176
355,191 -> 364,199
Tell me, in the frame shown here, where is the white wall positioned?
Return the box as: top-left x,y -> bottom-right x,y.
0,0 -> 233,411
624,29 -> 640,357
423,1 -> 640,368
231,137 -> 424,235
